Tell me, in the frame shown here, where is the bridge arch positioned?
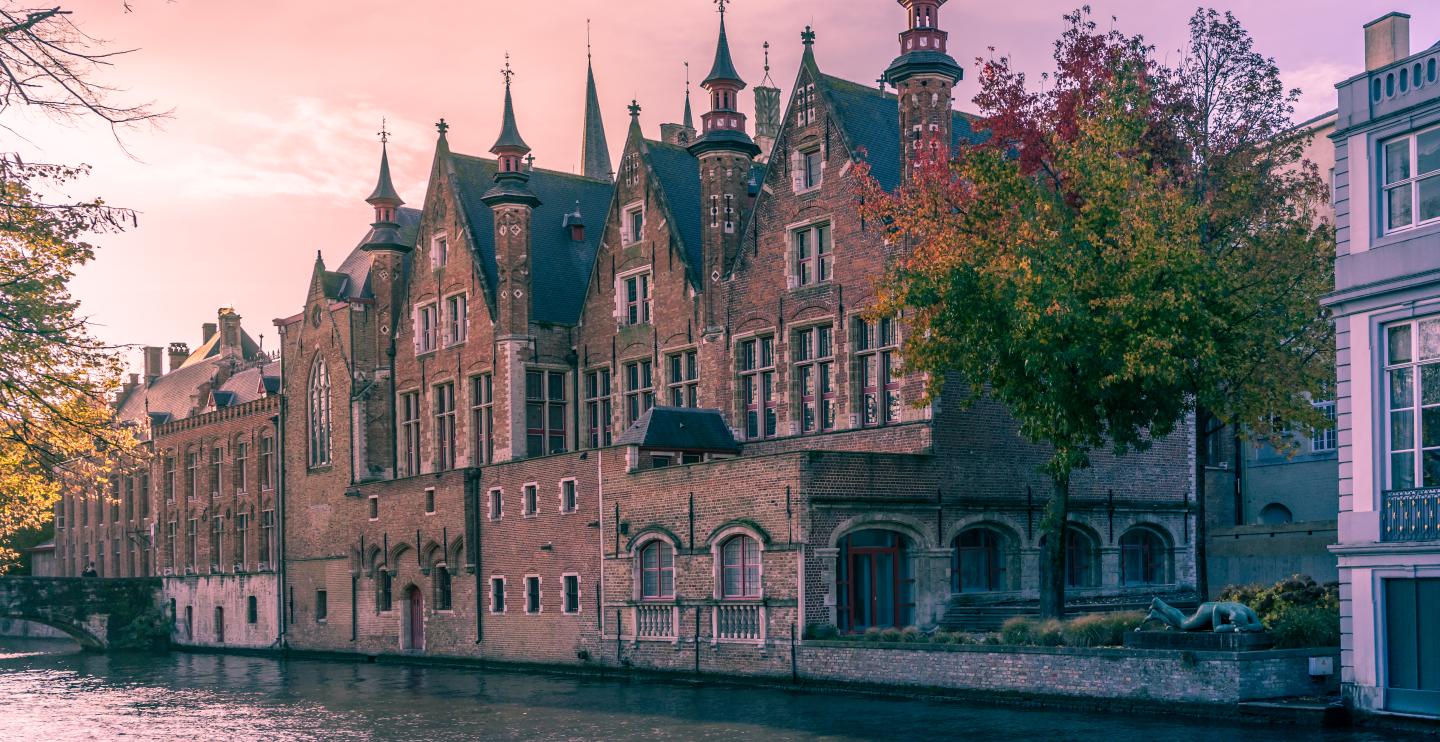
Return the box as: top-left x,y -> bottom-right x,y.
0,577 -> 163,652
0,612 -> 105,650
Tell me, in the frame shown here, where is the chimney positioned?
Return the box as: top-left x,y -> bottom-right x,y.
143,346 -> 164,384
1366,12 -> 1411,72
217,307 -> 242,360
660,123 -> 693,146
201,323 -> 217,344
168,342 -> 189,372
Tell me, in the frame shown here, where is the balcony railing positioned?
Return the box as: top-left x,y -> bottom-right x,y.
1383,488 -> 1440,542
634,604 -> 676,640
714,603 -> 764,643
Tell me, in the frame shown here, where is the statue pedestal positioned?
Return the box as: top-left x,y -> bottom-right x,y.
1123,630 -> 1275,651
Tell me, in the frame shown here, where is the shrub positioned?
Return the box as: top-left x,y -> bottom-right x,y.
863,626 -> 883,642
900,626 -> 923,643
1270,604 -> 1340,649
1001,616 -> 1036,645
1218,574 -> 1338,628
879,627 -> 903,643
1032,619 -> 1065,646
1061,611 -> 1146,647
805,622 -> 839,641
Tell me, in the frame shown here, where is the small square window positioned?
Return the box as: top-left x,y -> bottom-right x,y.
368,496 -> 379,521
425,489 -> 436,515
432,234 -> 448,269
623,204 -> 644,245
802,149 -> 823,189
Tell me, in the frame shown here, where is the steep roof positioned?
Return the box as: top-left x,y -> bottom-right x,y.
818,72 -> 985,192
330,207 -> 422,301
178,328 -> 263,368
449,155 -> 614,325
616,406 -> 740,452
703,14 -> 743,87
643,139 -> 704,276
582,60 -> 613,180
367,142 -> 402,205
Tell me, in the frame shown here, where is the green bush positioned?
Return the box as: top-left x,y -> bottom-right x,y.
805,622 -> 839,641
1032,619 -> 1065,646
1218,574 -> 1338,628
862,626 -> 883,642
1061,611 -> 1145,647
879,627 -> 903,642
1001,616 -> 1036,645
900,626 -> 923,643
1270,604 -> 1340,649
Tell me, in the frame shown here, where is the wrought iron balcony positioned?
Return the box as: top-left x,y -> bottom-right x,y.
1383,488 -> 1440,542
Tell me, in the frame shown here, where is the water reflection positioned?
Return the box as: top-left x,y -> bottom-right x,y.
0,637 -> 1413,741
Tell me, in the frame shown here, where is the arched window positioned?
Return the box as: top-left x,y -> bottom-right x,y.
1258,503 -> 1293,526
433,565 -> 452,611
639,541 -> 674,600
1064,527 -> 1098,588
837,529 -> 914,631
1120,527 -> 1170,586
953,527 -> 1004,593
376,570 -> 393,612
720,535 -> 761,599
307,358 -> 332,467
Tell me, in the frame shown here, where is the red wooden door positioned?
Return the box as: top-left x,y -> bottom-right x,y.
406,586 -> 423,650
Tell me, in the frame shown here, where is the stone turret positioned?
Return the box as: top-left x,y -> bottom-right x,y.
883,0 -> 964,180
482,57 -> 541,336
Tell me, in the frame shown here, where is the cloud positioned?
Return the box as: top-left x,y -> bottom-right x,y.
1284,61 -> 1354,121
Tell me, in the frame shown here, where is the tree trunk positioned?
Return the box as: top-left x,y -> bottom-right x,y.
1193,408 -> 1211,599
1038,469 -> 1070,620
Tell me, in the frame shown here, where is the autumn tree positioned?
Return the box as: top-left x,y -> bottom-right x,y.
862,8 -> 1332,617
0,5 -> 161,571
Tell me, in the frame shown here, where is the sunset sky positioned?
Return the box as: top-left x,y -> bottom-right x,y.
21,0 -> 1440,373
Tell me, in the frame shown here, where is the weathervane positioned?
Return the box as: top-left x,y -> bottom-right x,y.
378,117 -> 389,144
501,53 -> 514,86
715,0 -> 728,16
587,19 -> 592,62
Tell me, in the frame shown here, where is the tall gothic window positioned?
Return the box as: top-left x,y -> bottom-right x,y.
308,358 -> 332,468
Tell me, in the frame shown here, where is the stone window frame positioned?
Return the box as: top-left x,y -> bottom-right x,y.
185,445 -> 201,500
258,435 -> 276,491
524,574 -> 542,615
621,357 -> 655,426
413,301 -> 440,355
424,488 -> 436,516
621,200 -> 645,246
558,478 -> 577,514
521,481 -> 539,518
852,312 -> 902,429
432,380 -> 457,472
633,533 -> 678,601
615,265 -> 653,327
489,575 -> 507,614
398,389 -> 422,477
232,435 -> 248,495
709,525 -> 766,601
664,346 -> 700,407
791,133 -> 825,195
524,367 -> 570,457
562,572 -> 582,614
791,321 -> 837,435
734,330 -> 779,440
442,290 -> 468,347
430,231 -> 448,270
470,372 -> 494,466
307,356 -> 333,468
583,366 -> 613,449
488,487 -> 504,521
1379,125 -> 1440,236
786,216 -> 833,290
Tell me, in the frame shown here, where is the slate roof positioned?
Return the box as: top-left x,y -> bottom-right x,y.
818,72 -> 986,192
582,60 -> 613,181
703,14 -> 743,86
331,207 -> 422,301
178,329 -> 262,368
367,142 -> 402,204
116,356 -> 223,425
449,155 -> 614,325
615,406 -> 740,452
643,139 -> 704,277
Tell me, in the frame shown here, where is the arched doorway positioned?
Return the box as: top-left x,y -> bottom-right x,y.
836,529 -> 913,632
953,527 -> 1007,593
1119,526 -> 1171,586
402,585 -> 423,650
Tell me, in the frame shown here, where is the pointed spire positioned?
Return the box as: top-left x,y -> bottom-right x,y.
703,0 -> 743,87
683,62 -> 695,129
491,54 -> 531,155
581,23 -> 613,181
367,119 -> 403,207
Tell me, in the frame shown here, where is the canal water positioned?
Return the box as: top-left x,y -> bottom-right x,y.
0,637 -> 1412,741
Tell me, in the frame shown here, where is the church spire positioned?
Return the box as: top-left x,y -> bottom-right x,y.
363,122 -> 409,253
367,120 -> 403,209
581,21 -> 613,181
484,55 -> 541,207
683,61 -> 695,130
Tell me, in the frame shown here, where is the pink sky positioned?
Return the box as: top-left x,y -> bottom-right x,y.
22,1 -> 1440,373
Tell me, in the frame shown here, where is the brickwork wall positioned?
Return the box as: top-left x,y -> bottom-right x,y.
164,573 -> 278,649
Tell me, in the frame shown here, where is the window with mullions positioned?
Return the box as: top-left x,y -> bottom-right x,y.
622,272 -> 652,326
584,368 -> 613,448
802,149 -> 823,190
624,359 -> 654,425
233,441 -> 248,494
792,223 -> 832,287
855,316 -> 901,427
210,445 -> 223,496
186,449 -> 200,499
434,566 -> 452,611
794,325 -> 836,433
259,435 -> 275,490
163,455 -> 176,502
526,369 -> 567,457
1383,128 -> 1440,233
471,374 -> 493,465
667,350 -> 699,407
1384,318 -> 1440,489
399,392 -> 421,476
308,359 -> 332,467
738,336 -> 777,439
444,293 -> 467,346
1311,398 -> 1337,453
639,541 -> 675,600
210,515 -> 223,568
720,535 -> 761,599
433,382 -> 456,471
416,303 -> 439,354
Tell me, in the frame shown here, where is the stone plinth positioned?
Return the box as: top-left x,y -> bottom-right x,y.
1123,629 -> 1275,651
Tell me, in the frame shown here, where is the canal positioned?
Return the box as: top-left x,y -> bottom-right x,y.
0,637 -> 1411,741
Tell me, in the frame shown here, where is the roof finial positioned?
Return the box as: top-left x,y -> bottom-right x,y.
586,19 -> 592,62
501,52 -> 514,87
628,99 -> 642,118
761,41 -> 775,87
801,25 -> 816,47
378,117 -> 389,145
715,0 -> 728,17
436,118 -> 449,135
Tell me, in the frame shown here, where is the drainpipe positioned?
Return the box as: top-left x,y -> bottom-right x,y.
1232,427 -> 1244,526
468,468 -> 483,644
597,445 -> 606,638
275,398 -> 288,650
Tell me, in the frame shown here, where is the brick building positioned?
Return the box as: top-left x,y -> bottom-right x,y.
51,308 -> 282,649
273,0 -> 1196,672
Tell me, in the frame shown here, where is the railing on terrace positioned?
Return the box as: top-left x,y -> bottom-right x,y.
1383,488 -> 1440,542
634,604 -> 676,641
714,603 -> 765,643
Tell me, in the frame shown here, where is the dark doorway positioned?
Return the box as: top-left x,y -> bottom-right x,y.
837,529 -> 913,632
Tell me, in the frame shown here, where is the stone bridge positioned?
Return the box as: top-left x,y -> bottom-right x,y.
0,577 -> 163,650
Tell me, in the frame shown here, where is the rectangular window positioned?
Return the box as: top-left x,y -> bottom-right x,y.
794,325 -> 836,433
260,510 -> 276,566
186,451 -> 200,499
166,521 -> 177,571
234,441 -> 248,494
667,349 -> 699,407
210,445 -> 223,496
525,369 -> 567,457
164,455 -> 176,501
1383,129 -> 1440,233
856,316 -> 902,427
368,495 -> 379,521
433,382 -> 456,471
624,359 -> 655,425
523,484 -> 537,516
432,234 -> 448,269
738,336 -> 777,439
235,512 -> 249,566
488,488 -> 503,520
210,515 -> 223,568
470,373 -> 494,465
139,472 -> 150,518
187,518 -> 198,568
315,590 -> 328,622
425,488 -> 436,515
400,391 -> 421,477
1311,399 -> 1337,452
525,576 -> 541,614
259,436 -> 276,491
563,574 -> 580,613
624,204 -> 644,245
584,368 -> 613,448
560,480 -> 577,513
490,577 -> 506,613
417,303 -> 439,353
622,272 -> 652,326
1383,318 -> 1440,489
123,477 -> 134,521
803,148 -> 823,189
792,223 -> 832,287
445,293 -> 467,346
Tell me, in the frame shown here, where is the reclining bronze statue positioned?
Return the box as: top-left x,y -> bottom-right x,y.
1140,597 -> 1264,633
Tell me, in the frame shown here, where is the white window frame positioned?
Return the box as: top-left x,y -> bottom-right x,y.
789,220 -> 833,288
1382,126 -> 1440,235
431,232 -> 448,269
616,267 -> 653,326
522,482 -> 538,517
415,303 -> 439,354
524,574 -> 542,615
621,201 -> 645,246
559,478 -> 577,514
562,572 -> 582,614
424,487 -> 436,515
1311,399 -> 1337,453
489,576 -> 507,614
368,495 -> 379,522
443,292 -> 468,346
488,488 -> 503,521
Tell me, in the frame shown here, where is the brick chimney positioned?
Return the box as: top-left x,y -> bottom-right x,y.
168,342 -> 189,373
201,322 -> 217,345
143,346 -> 164,384
1365,12 -> 1411,71
218,307 -> 242,360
